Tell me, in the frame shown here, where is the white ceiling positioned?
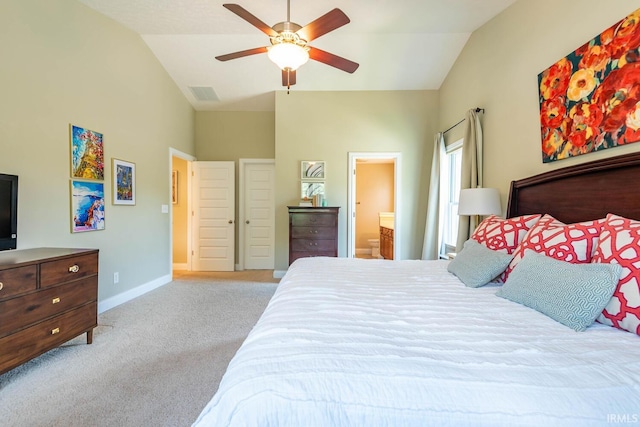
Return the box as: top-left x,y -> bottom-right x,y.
78,0 -> 517,111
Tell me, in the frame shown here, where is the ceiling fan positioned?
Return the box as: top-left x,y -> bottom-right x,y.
216,1 -> 359,90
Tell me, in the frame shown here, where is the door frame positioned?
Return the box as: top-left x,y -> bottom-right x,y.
169,148 -> 196,276
347,152 -> 401,260
238,158 -> 276,271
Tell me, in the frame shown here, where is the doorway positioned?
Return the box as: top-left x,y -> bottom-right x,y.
170,149 -> 195,274
170,153 -> 236,272
347,152 -> 401,260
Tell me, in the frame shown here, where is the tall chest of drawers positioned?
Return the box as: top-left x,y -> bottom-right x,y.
288,206 -> 339,265
0,248 -> 99,375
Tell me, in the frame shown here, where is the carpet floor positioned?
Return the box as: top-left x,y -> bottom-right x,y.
0,271 -> 278,427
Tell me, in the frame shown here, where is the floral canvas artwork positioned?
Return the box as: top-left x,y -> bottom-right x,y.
538,8 -> 640,163
70,125 -> 104,179
71,180 -> 105,232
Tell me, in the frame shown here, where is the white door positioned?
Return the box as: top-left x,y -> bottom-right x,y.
192,161 -> 235,271
243,161 -> 275,269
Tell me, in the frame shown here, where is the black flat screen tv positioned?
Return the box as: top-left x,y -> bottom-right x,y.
0,173 -> 18,251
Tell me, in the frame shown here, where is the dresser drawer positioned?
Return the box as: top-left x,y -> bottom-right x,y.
290,238 -> 336,252
291,213 -> 336,227
0,265 -> 37,300
290,251 -> 336,264
0,302 -> 97,374
291,226 -> 336,239
40,253 -> 98,288
0,276 -> 97,338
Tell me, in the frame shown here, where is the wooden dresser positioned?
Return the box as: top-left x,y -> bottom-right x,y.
288,206 -> 339,265
380,226 -> 394,260
0,248 -> 99,375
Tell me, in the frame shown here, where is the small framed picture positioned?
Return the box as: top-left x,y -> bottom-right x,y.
301,181 -> 325,199
301,161 -> 325,179
71,180 -> 105,232
112,158 -> 136,205
172,170 -> 178,204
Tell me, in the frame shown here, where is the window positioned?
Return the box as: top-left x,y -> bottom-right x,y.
439,139 -> 462,258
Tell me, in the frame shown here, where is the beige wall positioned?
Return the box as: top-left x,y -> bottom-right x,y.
355,163 -> 394,249
195,111 -> 275,160
171,157 -> 189,265
195,111 -> 275,264
0,0 -> 195,303
439,0 -> 640,212
274,90 -> 438,271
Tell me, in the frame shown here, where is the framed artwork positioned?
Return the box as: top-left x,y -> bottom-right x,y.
301,161 -> 325,179
70,180 -> 105,233
538,7 -> 640,163
301,181 -> 325,199
172,170 -> 178,204
112,158 -> 136,205
70,124 -> 104,180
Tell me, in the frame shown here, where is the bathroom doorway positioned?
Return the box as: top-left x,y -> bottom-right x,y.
347,152 -> 401,260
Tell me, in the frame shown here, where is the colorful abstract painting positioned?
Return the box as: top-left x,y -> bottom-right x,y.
70,125 -> 104,180
71,180 -> 105,233
538,8 -> 640,163
112,158 -> 136,205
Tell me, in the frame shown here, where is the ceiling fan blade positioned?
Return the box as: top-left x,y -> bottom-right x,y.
282,69 -> 297,87
297,8 -> 350,42
215,47 -> 268,62
223,4 -> 278,37
308,47 -> 359,73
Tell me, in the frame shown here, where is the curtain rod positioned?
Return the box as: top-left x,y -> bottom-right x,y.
442,107 -> 485,134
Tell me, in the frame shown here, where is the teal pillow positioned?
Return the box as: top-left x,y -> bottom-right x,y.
496,252 -> 622,331
447,239 -> 513,288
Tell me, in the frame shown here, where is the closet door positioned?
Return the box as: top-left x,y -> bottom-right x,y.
192,161 -> 235,271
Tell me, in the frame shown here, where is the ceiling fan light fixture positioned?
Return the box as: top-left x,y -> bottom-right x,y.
267,42 -> 309,71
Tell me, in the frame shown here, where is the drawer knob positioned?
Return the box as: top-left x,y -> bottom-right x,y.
0,282 -> 3,291
69,264 -> 80,273
51,327 -> 60,335
52,297 -> 60,304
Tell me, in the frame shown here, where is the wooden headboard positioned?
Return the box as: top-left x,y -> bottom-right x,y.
506,151 -> 640,223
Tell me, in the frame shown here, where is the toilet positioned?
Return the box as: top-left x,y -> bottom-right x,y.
368,238 -> 380,258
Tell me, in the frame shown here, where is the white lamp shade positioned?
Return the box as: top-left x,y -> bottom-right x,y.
458,188 -> 502,216
267,43 -> 309,71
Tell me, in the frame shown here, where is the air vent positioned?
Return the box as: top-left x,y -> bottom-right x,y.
188,86 -> 219,102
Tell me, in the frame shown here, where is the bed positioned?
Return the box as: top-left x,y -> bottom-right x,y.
193,152 -> 640,427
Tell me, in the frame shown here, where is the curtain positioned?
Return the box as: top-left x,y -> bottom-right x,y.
455,109 -> 484,252
421,133 -> 445,260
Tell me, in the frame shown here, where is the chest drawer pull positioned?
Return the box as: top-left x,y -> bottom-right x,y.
51,327 -> 60,335
0,282 -> 3,291
52,297 -> 60,304
69,264 -> 80,273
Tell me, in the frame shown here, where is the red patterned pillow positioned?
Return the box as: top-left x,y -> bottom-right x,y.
502,214 -> 603,282
592,213 -> 640,335
471,214 -> 541,254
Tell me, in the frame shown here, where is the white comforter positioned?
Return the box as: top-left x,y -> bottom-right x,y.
193,257 -> 640,427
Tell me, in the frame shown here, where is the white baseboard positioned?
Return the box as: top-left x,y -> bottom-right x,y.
98,274 -> 172,314
273,270 -> 287,279
172,263 -> 187,271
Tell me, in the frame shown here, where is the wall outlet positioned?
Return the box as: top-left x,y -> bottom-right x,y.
113,272 -> 119,284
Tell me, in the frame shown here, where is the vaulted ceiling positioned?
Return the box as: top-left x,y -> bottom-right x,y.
78,0 -> 517,111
